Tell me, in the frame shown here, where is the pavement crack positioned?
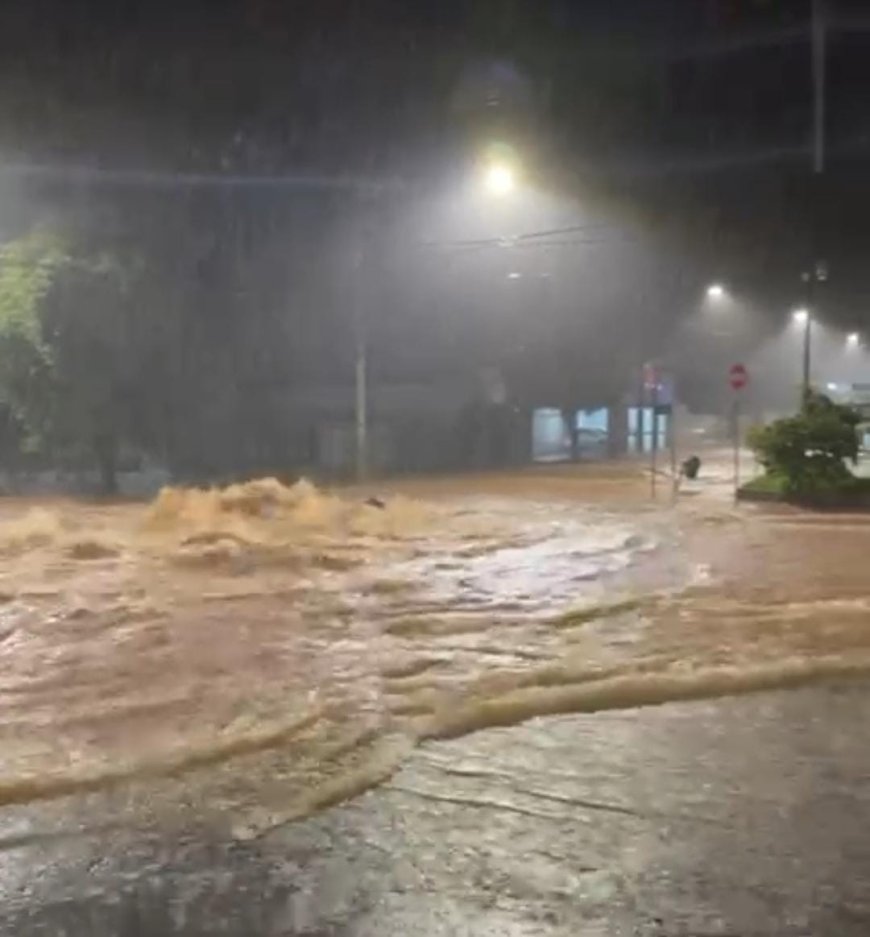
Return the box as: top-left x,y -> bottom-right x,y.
389,785 -> 573,822
511,783 -> 730,828
511,785 -> 646,818
411,760 -> 727,828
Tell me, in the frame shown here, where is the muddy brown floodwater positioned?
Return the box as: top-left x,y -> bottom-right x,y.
0,470 -> 683,829
2,461 -> 870,933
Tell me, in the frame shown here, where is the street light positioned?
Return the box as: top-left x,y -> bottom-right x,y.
706,283 -> 726,301
792,308 -> 810,325
483,162 -> 516,197
847,332 -> 860,348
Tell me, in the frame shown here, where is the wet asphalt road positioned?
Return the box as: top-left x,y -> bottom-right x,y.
5,680 -> 870,936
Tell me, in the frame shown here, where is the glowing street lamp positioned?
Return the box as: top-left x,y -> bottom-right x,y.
792,308 -> 810,326
483,162 -> 516,196
847,332 -> 860,348
706,283 -> 726,301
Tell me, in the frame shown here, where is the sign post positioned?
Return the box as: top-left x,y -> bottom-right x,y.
669,397 -> 678,501
729,363 -> 749,497
643,363 -> 658,499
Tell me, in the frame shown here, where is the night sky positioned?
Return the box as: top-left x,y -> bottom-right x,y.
0,0 -> 831,172
1,0 -> 870,412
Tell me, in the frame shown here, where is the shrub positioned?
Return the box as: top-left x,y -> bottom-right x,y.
747,390 -> 860,496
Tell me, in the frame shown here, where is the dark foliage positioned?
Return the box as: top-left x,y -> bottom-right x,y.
748,390 -> 861,496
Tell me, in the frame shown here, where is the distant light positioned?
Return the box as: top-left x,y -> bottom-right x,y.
826,382 -> 838,392
847,332 -> 860,347
507,271 -> 522,280
792,308 -> 809,325
484,163 -> 516,196
706,284 -> 726,301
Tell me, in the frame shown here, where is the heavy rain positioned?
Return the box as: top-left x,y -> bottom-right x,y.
3,1 -> 870,935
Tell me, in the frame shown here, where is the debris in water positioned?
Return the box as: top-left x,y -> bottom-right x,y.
65,537 -> 122,561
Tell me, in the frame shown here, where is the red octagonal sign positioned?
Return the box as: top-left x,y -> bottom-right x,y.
729,363 -> 748,391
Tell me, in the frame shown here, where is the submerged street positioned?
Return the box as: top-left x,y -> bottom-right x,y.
5,1 -> 870,932
0,463 -> 869,934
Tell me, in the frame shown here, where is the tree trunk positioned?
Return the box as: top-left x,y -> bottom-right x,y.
94,432 -> 118,496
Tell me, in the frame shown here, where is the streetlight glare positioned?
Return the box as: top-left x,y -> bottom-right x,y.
484,162 -> 516,196
847,332 -> 860,347
706,283 -> 725,300
792,308 -> 809,325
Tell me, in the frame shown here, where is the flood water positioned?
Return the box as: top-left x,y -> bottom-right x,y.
1,464 -> 870,933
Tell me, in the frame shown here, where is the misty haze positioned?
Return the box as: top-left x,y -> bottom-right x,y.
2,2 -> 870,936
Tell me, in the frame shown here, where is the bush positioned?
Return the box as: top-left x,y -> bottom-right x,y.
740,472 -> 788,496
747,390 -> 860,496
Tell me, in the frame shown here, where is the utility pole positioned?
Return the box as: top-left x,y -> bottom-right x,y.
803,0 -> 827,396
352,191 -> 388,482
353,241 -> 368,482
812,0 -> 826,179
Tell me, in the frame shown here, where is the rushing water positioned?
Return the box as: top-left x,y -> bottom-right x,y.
1,474 -> 870,843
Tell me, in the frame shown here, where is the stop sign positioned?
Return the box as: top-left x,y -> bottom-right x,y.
729,363 -> 748,391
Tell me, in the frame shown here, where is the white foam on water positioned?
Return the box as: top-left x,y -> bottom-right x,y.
399,509 -> 659,611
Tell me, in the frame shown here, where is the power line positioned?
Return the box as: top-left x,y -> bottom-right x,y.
419,235 -> 638,257
419,223 -> 620,250
0,161 -> 403,193
658,24 -> 809,62
654,15 -> 870,62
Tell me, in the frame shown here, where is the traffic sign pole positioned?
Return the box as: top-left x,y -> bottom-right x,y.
670,399 -> 678,501
644,363 -> 658,500
733,396 -> 741,496
652,381 -> 659,499
729,364 -> 749,499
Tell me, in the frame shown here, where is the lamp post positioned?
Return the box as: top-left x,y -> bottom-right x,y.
801,300 -> 812,395
797,262 -> 828,396
800,0 -> 827,398
353,243 -> 369,482
791,307 -> 813,394
352,197 -> 388,482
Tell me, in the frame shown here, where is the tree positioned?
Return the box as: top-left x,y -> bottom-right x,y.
748,389 -> 860,496
0,229 -> 68,456
0,227 -> 144,493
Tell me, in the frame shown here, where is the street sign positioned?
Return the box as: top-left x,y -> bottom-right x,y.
729,363 -> 748,391
640,363 -> 678,501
